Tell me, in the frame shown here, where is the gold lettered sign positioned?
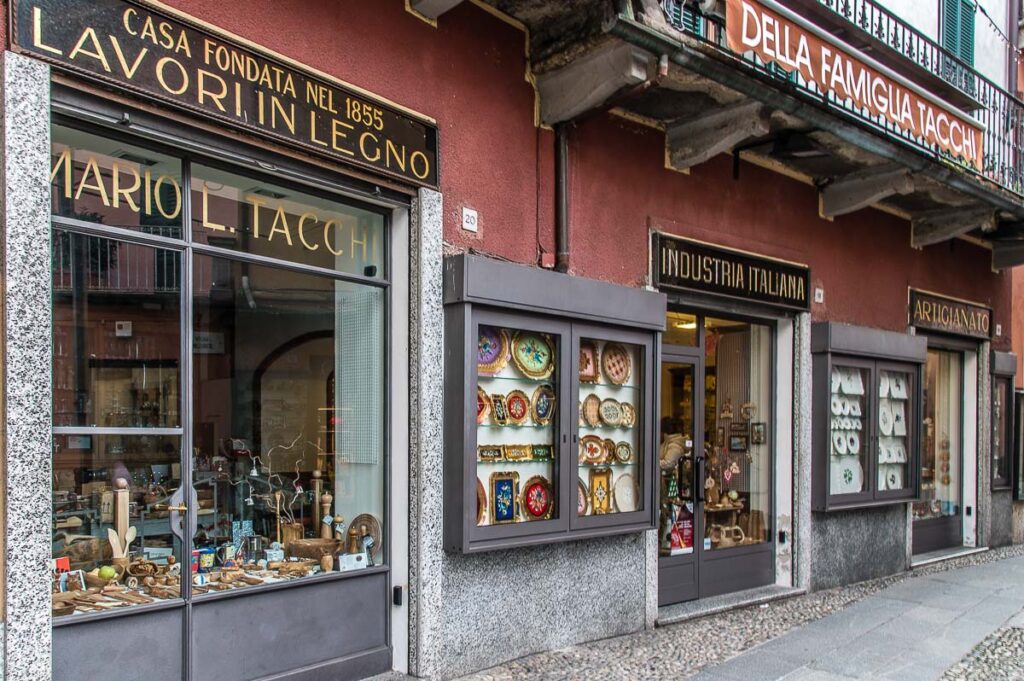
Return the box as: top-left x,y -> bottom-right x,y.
13,0 -> 439,188
654,234 -> 810,310
909,289 -> 991,340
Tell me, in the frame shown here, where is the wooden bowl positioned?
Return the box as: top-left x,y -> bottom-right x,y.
286,538 -> 342,559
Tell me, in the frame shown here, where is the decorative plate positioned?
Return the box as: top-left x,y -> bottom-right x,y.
531,444 -> 553,460
614,441 -> 633,464
879,401 -> 894,436
849,400 -> 862,417
477,326 -> 509,375
890,375 -> 907,400
832,431 -> 847,455
531,384 -> 556,425
879,443 -> 890,463
583,393 -> 602,427
886,467 -> 903,490
599,398 -> 623,427
489,471 -> 520,524
830,367 -> 841,393
579,340 -> 600,383
505,390 -> 530,426
840,368 -> 856,395
891,402 -> 906,437
847,432 -> 860,455
589,468 -> 612,514
350,513 -> 383,560
511,332 -> 554,379
830,457 -> 863,494
620,402 -> 637,428
504,444 -> 531,461
491,394 -> 509,426
841,398 -> 851,416
477,444 -> 503,461
577,478 -> 590,515
830,395 -> 843,416
580,435 -> 605,464
601,343 -> 632,385
476,479 -> 486,525
521,475 -> 553,520
879,372 -> 890,398
613,473 -> 639,513
476,388 -> 492,425
602,438 -> 616,462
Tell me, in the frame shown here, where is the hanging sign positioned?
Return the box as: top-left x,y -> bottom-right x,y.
12,0 -> 439,188
654,234 -> 810,311
909,289 -> 991,339
725,0 -> 984,171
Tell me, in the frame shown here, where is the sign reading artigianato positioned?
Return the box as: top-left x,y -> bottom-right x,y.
726,0 -> 984,171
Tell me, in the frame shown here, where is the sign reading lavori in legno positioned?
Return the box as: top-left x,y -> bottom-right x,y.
655,235 -> 810,311
909,289 -> 991,340
13,0 -> 439,188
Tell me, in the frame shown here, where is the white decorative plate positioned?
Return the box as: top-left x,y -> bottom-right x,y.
892,402 -> 907,437
847,432 -> 860,455
831,395 -> 843,416
613,474 -> 639,512
879,372 -> 890,398
890,375 -> 907,400
886,466 -> 903,490
831,368 -> 841,393
879,401 -> 894,436
832,431 -> 847,455
849,400 -> 861,417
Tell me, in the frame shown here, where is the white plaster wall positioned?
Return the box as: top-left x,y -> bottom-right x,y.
881,0 -> 941,41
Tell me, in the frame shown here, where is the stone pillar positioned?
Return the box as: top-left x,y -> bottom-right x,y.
793,312 -> 813,590
2,51 -> 53,680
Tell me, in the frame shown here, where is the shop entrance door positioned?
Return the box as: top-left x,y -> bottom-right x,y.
658,315 -> 776,605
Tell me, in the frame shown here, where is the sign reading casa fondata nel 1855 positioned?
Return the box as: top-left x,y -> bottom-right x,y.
909,289 -> 991,340
13,0 -> 439,188
654,234 -> 810,311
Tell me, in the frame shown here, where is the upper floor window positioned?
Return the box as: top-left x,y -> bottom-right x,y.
942,0 -> 976,66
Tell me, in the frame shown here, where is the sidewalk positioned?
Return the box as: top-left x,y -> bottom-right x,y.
458,545 -> 1024,681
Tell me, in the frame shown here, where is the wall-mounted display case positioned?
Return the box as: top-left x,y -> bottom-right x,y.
812,323 -> 926,511
444,255 -> 665,553
991,351 -> 1016,493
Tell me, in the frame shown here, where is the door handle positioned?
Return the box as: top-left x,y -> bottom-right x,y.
166,505 -> 188,513
695,456 -> 705,503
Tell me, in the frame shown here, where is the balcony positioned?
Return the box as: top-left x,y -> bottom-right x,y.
473,0 -> 1024,266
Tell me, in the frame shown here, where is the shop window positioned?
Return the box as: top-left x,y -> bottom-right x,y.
664,311 -> 698,347
811,323 -> 924,511
993,377 -> 1012,489
50,122 -> 390,618
702,318 -> 773,548
914,350 -> 963,521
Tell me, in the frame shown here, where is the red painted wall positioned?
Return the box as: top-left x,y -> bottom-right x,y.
1013,268 -> 1024,387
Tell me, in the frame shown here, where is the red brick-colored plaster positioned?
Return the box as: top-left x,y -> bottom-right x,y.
1013,268 -> 1024,387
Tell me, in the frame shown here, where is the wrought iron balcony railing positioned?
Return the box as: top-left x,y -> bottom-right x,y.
660,0 -> 1024,197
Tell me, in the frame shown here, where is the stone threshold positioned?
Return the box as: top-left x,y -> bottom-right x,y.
656,584 -> 806,626
912,545 -> 989,568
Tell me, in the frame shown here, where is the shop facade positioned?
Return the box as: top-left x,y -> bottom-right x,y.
1,1 -> 1023,680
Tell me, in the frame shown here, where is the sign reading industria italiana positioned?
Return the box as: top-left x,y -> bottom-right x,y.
726,0 -> 984,171
13,0 -> 439,188
654,234 -> 810,311
909,289 -> 991,340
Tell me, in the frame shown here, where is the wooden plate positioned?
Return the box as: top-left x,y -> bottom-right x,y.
476,479 -> 486,525
511,331 -> 554,379
577,478 -> 590,515
601,343 -> 632,385
505,390 -> 530,425
599,398 -> 623,427
531,384 -> 556,425
579,340 -> 599,382
477,326 -> 509,375
583,393 -> 601,427
613,473 -> 639,512
620,402 -> 636,428
521,475 -> 553,520
476,387 -> 492,425
580,435 -> 605,464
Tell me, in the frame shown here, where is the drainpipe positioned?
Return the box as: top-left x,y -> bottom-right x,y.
555,123 -> 570,273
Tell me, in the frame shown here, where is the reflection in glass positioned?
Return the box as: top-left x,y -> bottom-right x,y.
664,312 -> 698,346
577,338 -> 642,516
51,434 -> 183,616
659,362 -> 695,555
192,256 -> 385,587
829,365 -> 868,495
703,318 -> 772,550
476,325 -> 558,525
993,379 -> 1010,486
915,350 -> 962,520
51,124 -> 183,235
52,230 -> 181,428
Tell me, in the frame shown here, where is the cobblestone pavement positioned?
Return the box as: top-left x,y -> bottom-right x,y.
941,612 -> 1024,681
456,544 -> 1024,681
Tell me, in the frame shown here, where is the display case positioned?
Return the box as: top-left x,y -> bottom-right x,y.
812,323 -> 925,511
991,351 -> 1016,492
444,254 -> 664,553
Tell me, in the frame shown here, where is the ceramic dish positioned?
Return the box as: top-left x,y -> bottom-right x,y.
889,374 -> 908,399
830,456 -> 863,494
832,431 -> 848,455
831,395 -> 844,416
849,400 -> 862,417
847,432 -> 860,455
879,372 -> 890,398
879,401 -> 894,436
831,367 -> 842,393
892,401 -> 907,436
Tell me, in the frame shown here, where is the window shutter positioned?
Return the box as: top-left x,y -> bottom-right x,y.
959,0 -> 975,66
942,0 -> 961,59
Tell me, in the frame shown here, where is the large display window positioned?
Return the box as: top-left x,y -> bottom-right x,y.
913,350 -> 963,523
991,352 -> 1016,492
443,254 -> 664,553
811,323 -> 925,511
50,122 -> 389,619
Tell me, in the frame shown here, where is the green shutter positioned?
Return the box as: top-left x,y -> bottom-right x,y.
959,0 -> 975,66
942,0 -> 961,59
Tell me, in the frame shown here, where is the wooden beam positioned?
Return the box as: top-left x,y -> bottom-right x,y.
992,240 -> 1024,269
911,208 -> 997,248
666,101 -> 770,170
818,164 -> 915,218
409,0 -> 464,19
537,43 -> 654,126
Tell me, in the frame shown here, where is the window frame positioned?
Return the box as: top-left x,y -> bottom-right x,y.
49,110 -> 399,624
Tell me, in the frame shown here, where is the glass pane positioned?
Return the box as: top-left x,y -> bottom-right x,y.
52,230 -> 181,428
829,366 -> 869,496
659,362 -> 696,555
191,164 -> 385,278
577,338 -> 642,517
993,380 -> 1009,484
703,318 -> 772,550
915,350 -> 962,520
664,312 -> 698,346
51,124 -> 183,236
877,369 -> 912,492
192,255 -> 385,586
52,434 -> 183,617
476,325 -> 558,525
